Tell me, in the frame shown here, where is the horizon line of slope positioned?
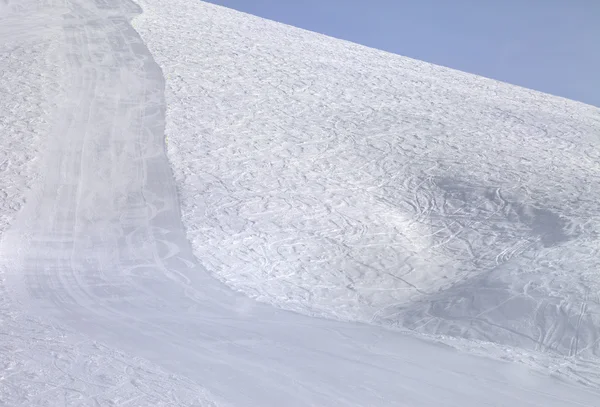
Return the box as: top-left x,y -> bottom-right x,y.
207,1 -> 599,110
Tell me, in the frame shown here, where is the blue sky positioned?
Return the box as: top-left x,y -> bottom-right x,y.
204,0 -> 600,107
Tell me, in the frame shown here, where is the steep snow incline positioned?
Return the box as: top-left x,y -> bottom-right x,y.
2,0 -> 600,405
134,0 -> 600,366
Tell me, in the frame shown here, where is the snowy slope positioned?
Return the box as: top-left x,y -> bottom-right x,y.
0,0 -> 61,250
1,0 -> 600,405
0,1 -> 222,405
133,0 -> 600,368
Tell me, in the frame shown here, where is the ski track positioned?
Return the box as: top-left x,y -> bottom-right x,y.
1,0 -> 600,405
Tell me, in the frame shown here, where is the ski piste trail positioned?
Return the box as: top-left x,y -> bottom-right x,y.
1,0 -> 600,406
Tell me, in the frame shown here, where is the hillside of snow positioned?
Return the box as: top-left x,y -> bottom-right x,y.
1,0 -> 600,405
134,0 -> 600,361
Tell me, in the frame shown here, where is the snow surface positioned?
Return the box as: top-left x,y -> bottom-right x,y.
135,0 -> 600,367
1,0 -> 600,405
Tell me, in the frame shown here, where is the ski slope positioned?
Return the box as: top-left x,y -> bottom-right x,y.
1,0 -> 600,405
134,0 -> 600,361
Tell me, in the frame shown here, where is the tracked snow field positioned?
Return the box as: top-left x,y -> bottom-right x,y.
135,0 -> 600,365
1,0 -> 600,405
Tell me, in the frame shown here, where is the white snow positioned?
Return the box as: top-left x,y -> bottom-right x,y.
1,0 -> 600,405
135,0 -> 600,362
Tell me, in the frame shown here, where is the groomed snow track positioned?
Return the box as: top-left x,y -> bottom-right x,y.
1,0 -> 600,405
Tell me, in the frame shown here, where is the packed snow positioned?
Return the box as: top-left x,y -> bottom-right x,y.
1,0 -> 600,405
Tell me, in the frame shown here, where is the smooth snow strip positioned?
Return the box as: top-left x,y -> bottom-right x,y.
2,0 -> 600,405
0,1 -> 222,405
134,0 -> 600,363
